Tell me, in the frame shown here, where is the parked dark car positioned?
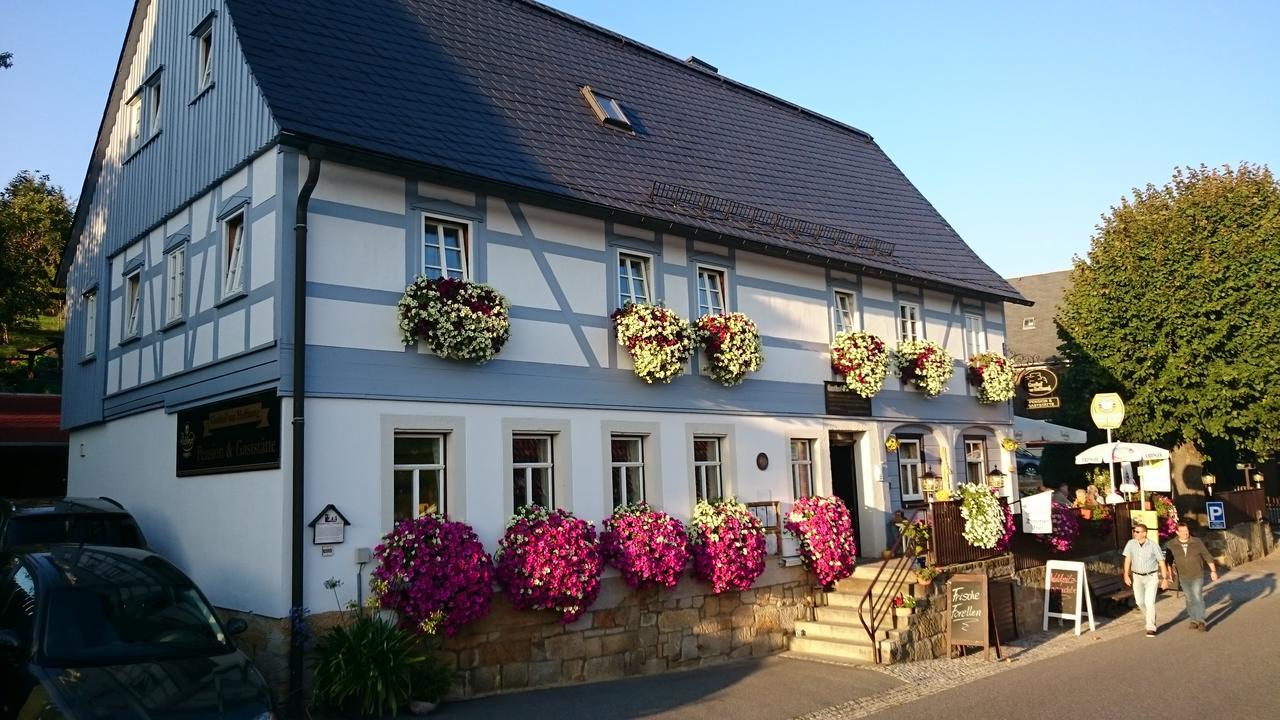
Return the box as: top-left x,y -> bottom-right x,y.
1015,448 -> 1041,477
0,497 -> 148,555
0,545 -> 275,719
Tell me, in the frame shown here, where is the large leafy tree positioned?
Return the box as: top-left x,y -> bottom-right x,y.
0,171 -> 74,344
1056,164 -> 1280,500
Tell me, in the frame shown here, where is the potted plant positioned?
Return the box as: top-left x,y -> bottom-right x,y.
600,503 -> 691,590
397,275 -> 511,362
495,505 -> 603,623
830,331 -> 890,398
694,312 -> 764,386
966,351 -> 1016,403
899,518 -> 931,557
688,498 -> 768,593
894,339 -> 954,397
784,496 -> 858,587
611,302 -> 696,383
957,483 -> 1004,549
312,611 -> 432,718
892,593 -> 918,616
915,564 -> 939,585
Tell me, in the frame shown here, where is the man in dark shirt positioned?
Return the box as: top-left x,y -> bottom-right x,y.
1166,521 -> 1218,631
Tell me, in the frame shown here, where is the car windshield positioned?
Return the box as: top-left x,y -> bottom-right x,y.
42,583 -> 230,666
4,514 -> 144,548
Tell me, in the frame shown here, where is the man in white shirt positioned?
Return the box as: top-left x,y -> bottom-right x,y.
1122,523 -> 1169,637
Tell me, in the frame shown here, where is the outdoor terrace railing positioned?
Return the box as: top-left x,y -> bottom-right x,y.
926,498 -> 1010,567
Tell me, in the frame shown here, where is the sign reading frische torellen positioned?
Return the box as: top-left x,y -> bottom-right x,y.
176,389 -> 281,476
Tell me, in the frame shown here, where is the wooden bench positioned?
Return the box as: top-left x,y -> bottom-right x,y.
1088,573 -> 1133,615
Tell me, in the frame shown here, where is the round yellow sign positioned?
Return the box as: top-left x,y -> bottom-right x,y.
1089,393 -> 1126,429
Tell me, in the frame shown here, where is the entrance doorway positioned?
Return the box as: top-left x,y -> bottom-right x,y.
828,431 -> 867,554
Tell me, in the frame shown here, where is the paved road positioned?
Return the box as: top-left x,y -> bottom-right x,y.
434,543 -> 1280,720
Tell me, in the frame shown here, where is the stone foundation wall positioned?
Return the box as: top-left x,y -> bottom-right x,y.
439,565 -> 814,698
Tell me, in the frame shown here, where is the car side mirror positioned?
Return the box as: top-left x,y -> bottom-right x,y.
225,618 -> 249,636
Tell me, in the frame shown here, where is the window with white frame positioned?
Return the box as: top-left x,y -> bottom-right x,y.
696,267 -> 725,316
790,439 -> 814,498
964,314 -> 987,359
964,437 -> 987,487
693,436 -> 723,502
512,435 -> 554,509
123,270 -> 142,340
146,73 -> 162,134
1022,317 -> 1035,330
164,245 -> 186,324
83,289 -> 97,358
393,434 -> 446,520
423,216 -> 468,280
617,252 -> 651,307
195,24 -> 213,90
898,438 -> 922,502
898,302 -> 921,342
610,435 -> 645,507
125,95 -> 142,152
222,211 -> 245,296
833,290 -> 858,334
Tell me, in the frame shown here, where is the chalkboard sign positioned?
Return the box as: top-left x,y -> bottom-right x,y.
1042,560 -> 1096,635
947,573 -> 1003,659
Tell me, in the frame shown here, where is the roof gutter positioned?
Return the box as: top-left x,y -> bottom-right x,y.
288,150 -> 322,716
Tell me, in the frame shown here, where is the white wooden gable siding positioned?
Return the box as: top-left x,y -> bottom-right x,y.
63,0 -> 278,428
299,160 -> 1009,422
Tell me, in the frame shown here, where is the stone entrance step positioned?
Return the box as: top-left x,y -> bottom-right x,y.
786,635 -> 877,664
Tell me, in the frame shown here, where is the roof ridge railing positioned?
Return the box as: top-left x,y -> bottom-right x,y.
648,181 -> 896,258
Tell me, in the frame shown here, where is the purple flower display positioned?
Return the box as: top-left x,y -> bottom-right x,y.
371,514 -> 494,637
688,499 -> 768,594
601,504 -> 691,590
993,499 -> 1018,552
1037,501 -> 1081,553
784,496 -> 857,586
1151,494 -> 1179,540
495,506 -> 603,624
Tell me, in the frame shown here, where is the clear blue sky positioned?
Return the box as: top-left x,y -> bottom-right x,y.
2,1 -> 1277,277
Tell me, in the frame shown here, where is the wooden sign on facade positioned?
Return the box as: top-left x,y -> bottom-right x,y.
823,382 -> 872,417
947,573 -> 1003,660
176,389 -> 281,477
1042,560 -> 1095,635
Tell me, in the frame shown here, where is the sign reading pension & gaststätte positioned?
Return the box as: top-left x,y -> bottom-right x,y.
176,389 -> 281,476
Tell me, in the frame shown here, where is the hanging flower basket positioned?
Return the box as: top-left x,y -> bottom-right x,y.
784,496 -> 858,586
600,503 -> 691,590
688,499 -> 767,594
958,483 -> 1004,549
830,331 -> 890,398
397,276 -> 511,363
494,506 -> 603,624
370,514 -> 494,637
695,312 -> 763,386
894,340 -> 954,397
611,302 -> 696,384
885,435 -> 900,453
966,352 -> 1015,403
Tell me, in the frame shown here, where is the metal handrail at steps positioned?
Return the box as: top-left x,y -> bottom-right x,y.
858,509 -> 925,664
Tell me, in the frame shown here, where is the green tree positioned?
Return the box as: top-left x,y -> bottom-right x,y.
0,51 -> 12,69
0,171 -> 74,344
1056,164 -> 1280,505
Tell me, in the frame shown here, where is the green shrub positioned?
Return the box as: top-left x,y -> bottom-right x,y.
311,613 -> 428,718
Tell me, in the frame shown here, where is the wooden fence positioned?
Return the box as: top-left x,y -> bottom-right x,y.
926,499 -> 1010,566
1217,488 -> 1265,526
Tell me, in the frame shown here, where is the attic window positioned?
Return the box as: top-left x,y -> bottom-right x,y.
582,86 -> 632,130
1022,317 -> 1036,330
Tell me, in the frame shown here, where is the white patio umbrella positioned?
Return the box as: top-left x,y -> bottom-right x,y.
1075,442 -> 1170,504
1074,442 -> 1170,465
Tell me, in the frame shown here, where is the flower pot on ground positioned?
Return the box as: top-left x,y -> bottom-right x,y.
1079,507 -> 1094,520
894,607 -> 914,618
694,312 -> 764,386
915,564 -> 939,585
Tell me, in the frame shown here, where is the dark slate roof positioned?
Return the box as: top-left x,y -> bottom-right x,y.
226,0 -> 1025,302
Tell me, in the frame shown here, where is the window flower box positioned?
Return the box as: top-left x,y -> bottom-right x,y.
397,276 -> 510,362
695,312 -> 763,386
830,331 -> 890,398
966,351 -> 1015,403
894,339 -> 954,397
611,302 -> 696,384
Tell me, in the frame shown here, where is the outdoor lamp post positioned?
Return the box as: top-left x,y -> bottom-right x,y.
1202,471 -> 1217,496
1252,471 -> 1265,489
986,466 -> 1007,492
921,468 -> 939,503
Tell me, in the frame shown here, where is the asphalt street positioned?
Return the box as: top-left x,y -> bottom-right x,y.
434,541 -> 1280,720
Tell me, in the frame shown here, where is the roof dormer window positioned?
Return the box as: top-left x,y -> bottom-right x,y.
582,86 -> 632,130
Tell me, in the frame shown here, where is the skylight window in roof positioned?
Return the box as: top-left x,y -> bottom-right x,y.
582,86 -> 632,130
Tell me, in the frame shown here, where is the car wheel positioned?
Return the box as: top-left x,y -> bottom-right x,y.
1022,465 -> 1040,477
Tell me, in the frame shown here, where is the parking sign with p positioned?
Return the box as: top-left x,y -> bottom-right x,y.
1206,501 -> 1226,530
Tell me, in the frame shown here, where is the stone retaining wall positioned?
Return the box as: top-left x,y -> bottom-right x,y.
439,564 -> 814,698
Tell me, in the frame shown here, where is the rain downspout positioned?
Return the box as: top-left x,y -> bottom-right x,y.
289,151 -> 322,715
